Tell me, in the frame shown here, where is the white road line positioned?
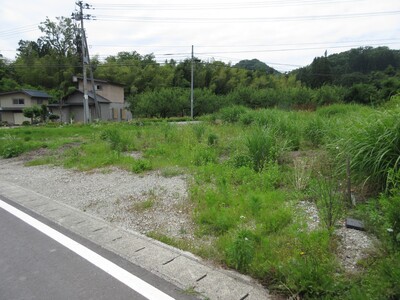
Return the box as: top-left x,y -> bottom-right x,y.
0,199 -> 175,300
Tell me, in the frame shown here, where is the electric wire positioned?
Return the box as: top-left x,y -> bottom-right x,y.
94,10 -> 400,23
94,0 -> 366,10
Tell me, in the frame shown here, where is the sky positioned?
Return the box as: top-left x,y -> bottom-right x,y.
1,0 -> 400,72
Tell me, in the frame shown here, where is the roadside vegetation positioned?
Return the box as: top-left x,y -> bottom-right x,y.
1,96 -> 399,299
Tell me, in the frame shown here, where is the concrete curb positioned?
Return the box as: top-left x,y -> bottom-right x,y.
0,180 -> 270,300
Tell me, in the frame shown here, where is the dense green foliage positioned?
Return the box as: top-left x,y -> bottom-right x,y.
1,18 -> 400,118
233,58 -> 279,74
295,47 -> 400,106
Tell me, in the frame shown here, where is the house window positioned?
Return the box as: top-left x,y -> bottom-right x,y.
37,99 -> 43,105
13,98 -> 25,105
95,85 -> 102,91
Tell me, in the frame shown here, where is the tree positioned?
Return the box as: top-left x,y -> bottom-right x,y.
14,17 -> 79,95
0,55 -> 19,92
310,56 -> 332,88
344,83 -> 378,104
23,106 -> 42,124
40,104 -> 49,122
38,17 -> 78,57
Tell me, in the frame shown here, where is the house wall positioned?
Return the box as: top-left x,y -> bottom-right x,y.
50,103 -> 85,123
99,103 -> 110,120
109,102 -> 132,121
0,93 -> 49,108
53,104 -> 109,123
50,106 -> 70,123
0,112 -> 15,124
14,113 -> 30,124
69,106 -> 85,122
67,93 -> 86,104
65,94 -> 111,122
0,92 -> 31,107
78,80 -> 124,103
0,92 -> 50,125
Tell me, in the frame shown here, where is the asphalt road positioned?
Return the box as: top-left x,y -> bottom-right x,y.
0,199 -> 198,300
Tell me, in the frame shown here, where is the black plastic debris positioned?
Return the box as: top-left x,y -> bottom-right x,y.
345,218 -> 365,231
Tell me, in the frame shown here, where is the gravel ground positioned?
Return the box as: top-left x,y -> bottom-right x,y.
297,200 -> 377,272
0,157 -> 195,240
0,155 -> 376,273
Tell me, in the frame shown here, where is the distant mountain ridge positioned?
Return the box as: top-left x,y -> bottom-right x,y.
234,59 -> 280,74
292,46 -> 400,87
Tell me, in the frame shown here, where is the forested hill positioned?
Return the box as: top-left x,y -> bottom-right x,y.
293,46 -> 400,88
233,59 -> 279,74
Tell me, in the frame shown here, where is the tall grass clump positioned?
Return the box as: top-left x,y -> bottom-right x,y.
337,109 -> 400,192
304,116 -> 327,148
311,173 -> 344,232
253,109 -> 302,150
192,123 -> 206,141
246,128 -> 276,172
218,105 -> 249,123
99,128 -> 130,152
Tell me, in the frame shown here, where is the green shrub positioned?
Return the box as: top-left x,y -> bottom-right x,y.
49,114 -> 60,121
131,159 -> 152,173
312,85 -> 345,105
100,128 -> 129,152
192,147 -> 217,166
0,135 -> 24,158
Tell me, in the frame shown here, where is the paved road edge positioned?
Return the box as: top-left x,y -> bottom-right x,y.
0,180 -> 271,300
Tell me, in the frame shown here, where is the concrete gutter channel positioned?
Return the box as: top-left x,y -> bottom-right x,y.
0,181 -> 271,300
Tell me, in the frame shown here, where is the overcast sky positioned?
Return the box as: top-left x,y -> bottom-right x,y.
1,0 -> 399,71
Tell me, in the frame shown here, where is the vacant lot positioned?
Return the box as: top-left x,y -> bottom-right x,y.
1,103 -> 399,299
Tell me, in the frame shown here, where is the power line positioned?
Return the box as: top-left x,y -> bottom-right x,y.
0,24 -> 40,39
94,0 -> 365,10
0,24 -> 39,35
95,10 -> 400,23
88,38 -> 400,49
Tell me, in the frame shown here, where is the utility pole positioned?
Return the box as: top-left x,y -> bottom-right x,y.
74,1 -> 99,123
76,1 -> 90,124
190,45 -> 194,119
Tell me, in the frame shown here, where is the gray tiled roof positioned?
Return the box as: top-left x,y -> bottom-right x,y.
0,89 -> 52,98
21,89 -> 51,98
